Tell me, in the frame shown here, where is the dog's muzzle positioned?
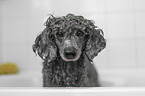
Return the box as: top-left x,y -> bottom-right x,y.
60,39 -> 81,61
64,47 -> 77,59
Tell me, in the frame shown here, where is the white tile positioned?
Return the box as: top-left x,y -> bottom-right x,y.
25,16 -> 45,43
51,0 -> 81,16
28,0 -> 52,17
0,2 -> 3,62
106,13 -> 134,39
93,47 -> 109,69
133,0 -> 145,10
135,12 -> 145,38
86,14 -> 105,29
80,0 -> 105,13
40,0 -> 52,15
137,40 -> 145,68
106,0 -> 133,12
3,0 -> 52,18
3,43 -> 28,70
3,0 -> 31,18
108,40 -> 136,68
25,44 -> 42,71
3,18 -> 27,43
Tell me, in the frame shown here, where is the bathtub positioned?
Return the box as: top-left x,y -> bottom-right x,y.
0,87 -> 145,96
0,69 -> 145,96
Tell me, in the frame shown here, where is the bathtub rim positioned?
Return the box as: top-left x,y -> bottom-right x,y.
0,87 -> 145,92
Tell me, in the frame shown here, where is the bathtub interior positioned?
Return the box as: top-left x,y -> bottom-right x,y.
0,69 -> 145,87
0,71 -> 42,87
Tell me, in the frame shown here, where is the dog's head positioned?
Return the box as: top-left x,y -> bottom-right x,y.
33,14 -> 106,62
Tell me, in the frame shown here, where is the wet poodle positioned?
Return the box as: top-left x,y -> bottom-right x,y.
33,14 -> 106,87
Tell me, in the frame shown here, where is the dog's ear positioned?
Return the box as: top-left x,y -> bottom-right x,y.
32,28 -> 57,62
85,28 -> 106,62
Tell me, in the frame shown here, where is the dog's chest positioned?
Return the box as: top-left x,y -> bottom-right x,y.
43,59 -> 88,87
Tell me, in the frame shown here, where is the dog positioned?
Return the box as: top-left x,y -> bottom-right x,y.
33,14 -> 106,87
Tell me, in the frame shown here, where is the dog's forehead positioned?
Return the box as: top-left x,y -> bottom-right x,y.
49,18 -> 94,36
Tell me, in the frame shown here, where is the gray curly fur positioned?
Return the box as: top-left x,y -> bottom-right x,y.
33,14 -> 106,87
43,55 -> 88,87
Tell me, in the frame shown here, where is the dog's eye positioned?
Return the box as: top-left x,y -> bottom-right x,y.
76,31 -> 84,37
56,32 -> 64,37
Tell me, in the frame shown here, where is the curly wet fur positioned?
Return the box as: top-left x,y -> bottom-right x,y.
33,14 -> 106,87
43,55 -> 89,87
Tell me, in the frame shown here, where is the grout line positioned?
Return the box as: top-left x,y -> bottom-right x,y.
132,0 -> 138,69
1,1 -> 4,63
103,0 -> 110,69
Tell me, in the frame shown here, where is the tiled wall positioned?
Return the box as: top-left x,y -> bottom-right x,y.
0,1 -> 3,62
0,0 -> 145,71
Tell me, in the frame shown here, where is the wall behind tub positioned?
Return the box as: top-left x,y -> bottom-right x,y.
0,0 -> 145,72
0,1 -> 3,62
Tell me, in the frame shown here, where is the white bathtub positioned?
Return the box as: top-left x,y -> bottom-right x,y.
0,70 -> 43,87
0,69 -> 145,96
0,87 -> 145,96
1,69 -> 145,87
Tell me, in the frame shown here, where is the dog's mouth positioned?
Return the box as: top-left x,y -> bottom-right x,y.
64,52 -> 76,59
61,55 -> 80,62
60,47 -> 81,61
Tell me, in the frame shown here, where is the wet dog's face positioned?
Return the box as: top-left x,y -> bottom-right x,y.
33,14 -> 106,63
53,28 -> 88,61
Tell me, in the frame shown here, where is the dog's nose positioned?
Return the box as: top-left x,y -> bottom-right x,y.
64,47 -> 76,59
